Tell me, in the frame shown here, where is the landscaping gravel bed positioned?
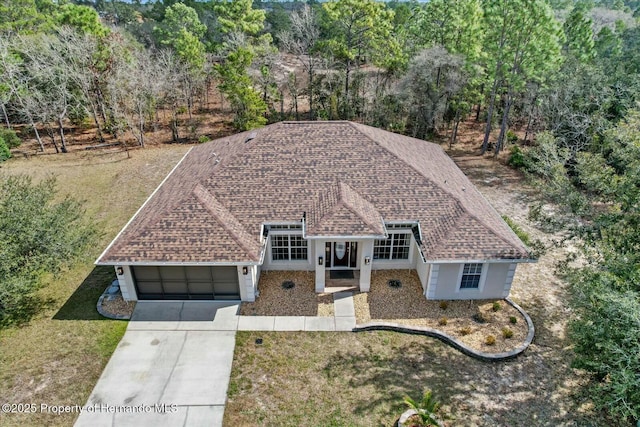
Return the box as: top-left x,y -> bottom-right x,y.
101,295 -> 135,319
353,269 -> 528,353
240,271 -> 334,317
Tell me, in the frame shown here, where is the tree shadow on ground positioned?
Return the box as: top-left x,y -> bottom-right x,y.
53,265 -> 113,321
323,330 -> 599,426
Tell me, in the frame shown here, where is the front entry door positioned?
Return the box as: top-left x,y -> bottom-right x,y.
326,242 -> 358,268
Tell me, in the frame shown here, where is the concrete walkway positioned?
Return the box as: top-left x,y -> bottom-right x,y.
78,293 -> 356,427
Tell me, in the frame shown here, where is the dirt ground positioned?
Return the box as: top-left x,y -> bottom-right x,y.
441,122 -> 596,424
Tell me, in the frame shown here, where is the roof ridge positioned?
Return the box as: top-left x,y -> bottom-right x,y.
337,182 -> 385,235
349,122 -> 528,257
305,181 -> 385,236
193,184 -> 261,261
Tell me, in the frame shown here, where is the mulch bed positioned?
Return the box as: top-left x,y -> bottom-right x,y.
353,270 -> 528,353
240,270 -> 334,317
101,295 -> 136,319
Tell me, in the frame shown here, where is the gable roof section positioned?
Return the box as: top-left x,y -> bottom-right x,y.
97,121 -> 530,265
194,185 -> 262,261
305,181 -> 386,237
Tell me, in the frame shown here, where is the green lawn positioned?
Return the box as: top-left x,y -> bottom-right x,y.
0,145 -> 190,426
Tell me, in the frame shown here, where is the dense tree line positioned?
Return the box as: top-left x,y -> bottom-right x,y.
1,0 -> 635,154
0,0 -> 639,422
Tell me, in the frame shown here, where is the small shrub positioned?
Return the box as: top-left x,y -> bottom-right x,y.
502,327 -> 514,339
507,145 -> 526,169
492,301 -> 502,312
438,317 -> 447,326
509,316 -> 518,324
439,301 -> 448,310
459,326 -> 471,336
472,312 -> 489,324
198,135 -> 210,144
0,127 -> 21,149
506,129 -> 518,144
485,335 -> 496,345
0,137 -> 10,162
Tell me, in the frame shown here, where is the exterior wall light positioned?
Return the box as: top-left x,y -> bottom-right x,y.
318,256 -> 323,266
242,266 -> 248,275
364,256 -> 371,265
116,266 -> 124,275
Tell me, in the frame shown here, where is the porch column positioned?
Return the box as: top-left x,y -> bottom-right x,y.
359,240 -> 374,292
314,239 -> 325,292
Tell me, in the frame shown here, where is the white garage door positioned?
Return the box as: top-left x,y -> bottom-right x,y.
132,266 -> 240,300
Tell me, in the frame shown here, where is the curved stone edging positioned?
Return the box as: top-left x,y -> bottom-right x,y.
352,297 -> 535,362
96,292 -> 131,321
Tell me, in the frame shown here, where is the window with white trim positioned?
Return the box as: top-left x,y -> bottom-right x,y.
460,263 -> 482,289
271,234 -> 308,261
373,233 -> 411,260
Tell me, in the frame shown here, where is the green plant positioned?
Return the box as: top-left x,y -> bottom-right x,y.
485,335 -> 496,345
492,301 -> 502,312
438,317 -> 447,326
0,175 -> 96,327
0,137 -> 10,162
0,127 -> 21,149
439,301 -> 448,310
459,326 -> 471,336
198,135 -> 210,144
502,327 -> 514,339
502,215 -> 532,246
506,129 -> 518,144
403,389 -> 441,427
507,145 -> 527,169
509,316 -> 518,324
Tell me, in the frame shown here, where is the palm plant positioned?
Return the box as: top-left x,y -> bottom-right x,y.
403,389 -> 441,427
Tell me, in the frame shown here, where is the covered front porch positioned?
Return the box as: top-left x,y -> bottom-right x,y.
311,238 -> 374,294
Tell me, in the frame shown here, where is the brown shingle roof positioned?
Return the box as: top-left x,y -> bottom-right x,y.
305,182 -> 386,237
97,121 -> 530,264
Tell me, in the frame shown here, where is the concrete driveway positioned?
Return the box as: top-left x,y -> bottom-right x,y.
75,302 -> 239,427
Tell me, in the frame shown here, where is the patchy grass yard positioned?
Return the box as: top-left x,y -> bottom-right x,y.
225,330 -> 595,426
0,145 -> 189,426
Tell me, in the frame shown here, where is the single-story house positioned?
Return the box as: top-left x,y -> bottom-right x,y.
96,121 -> 534,302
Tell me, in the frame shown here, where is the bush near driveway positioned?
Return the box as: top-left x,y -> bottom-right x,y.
0,174 -> 95,327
